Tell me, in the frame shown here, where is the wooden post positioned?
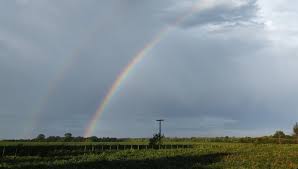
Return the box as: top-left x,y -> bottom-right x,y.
117,145 -> 119,150
14,147 -> 18,157
2,147 -> 5,157
101,145 -> 103,151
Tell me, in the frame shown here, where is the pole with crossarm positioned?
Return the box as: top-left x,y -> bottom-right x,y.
156,119 -> 164,137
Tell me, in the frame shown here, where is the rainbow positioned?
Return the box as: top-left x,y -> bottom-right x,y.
26,19 -> 108,138
84,28 -> 168,137
84,1 -> 208,137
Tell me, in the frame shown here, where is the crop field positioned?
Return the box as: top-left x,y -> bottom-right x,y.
1,142 -> 298,169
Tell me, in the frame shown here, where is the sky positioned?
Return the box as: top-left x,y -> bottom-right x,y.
1,0 -> 298,139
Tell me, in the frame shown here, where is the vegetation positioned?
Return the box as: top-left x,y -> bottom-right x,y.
273,130 -> 286,138
29,133 -> 119,142
2,123 -> 298,168
293,122 -> 298,137
149,133 -> 164,146
35,134 -> 45,141
1,143 -> 298,169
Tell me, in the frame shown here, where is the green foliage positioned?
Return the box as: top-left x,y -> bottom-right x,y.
64,133 -> 72,138
149,134 -> 164,146
63,133 -> 73,142
2,143 -> 298,169
35,134 -> 46,141
6,135 -> 298,145
293,122 -> 298,136
273,130 -> 286,138
86,136 -> 98,142
46,136 -> 61,142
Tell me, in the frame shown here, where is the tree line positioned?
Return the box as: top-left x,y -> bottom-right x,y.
3,123 -> 298,144
32,133 -> 119,142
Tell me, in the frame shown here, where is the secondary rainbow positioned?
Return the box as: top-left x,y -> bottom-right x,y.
84,1 -> 205,137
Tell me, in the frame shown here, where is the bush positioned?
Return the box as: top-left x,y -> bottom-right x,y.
149,134 -> 164,146
273,131 -> 286,138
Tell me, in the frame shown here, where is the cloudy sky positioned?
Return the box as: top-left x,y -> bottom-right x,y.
1,0 -> 298,139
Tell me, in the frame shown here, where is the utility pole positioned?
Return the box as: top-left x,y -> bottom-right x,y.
156,119 -> 164,137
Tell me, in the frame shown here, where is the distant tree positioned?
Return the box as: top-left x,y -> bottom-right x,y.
74,136 -> 84,142
149,133 -> 164,146
273,131 -> 286,138
64,133 -> 72,142
86,136 -> 98,142
273,130 -> 286,144
64,133 -> 72,138
293,122 -> 298,136
47,136 -> 60,142
35,134 -> 45,141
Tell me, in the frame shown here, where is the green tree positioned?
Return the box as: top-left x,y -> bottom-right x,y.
86,136 -> 98,142
149,133 -> 164,146
47,136 -> 61,142
293,122 -> 298,136
64,133 -> 72,138
273,130 -> 286,144
35,134 -> 45,141
64,133 -> 72,141
273,131 -> 286,138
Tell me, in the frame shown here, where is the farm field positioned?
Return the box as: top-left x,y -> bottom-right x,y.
1,142 -> 298,169
1,0 -> 298,169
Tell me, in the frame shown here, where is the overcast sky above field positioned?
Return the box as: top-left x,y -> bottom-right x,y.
1,0 -> 298,139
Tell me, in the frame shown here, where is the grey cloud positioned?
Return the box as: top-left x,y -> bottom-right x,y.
96,23 -> 298,137
164,0 -> 258,28
1,0 -> 298,138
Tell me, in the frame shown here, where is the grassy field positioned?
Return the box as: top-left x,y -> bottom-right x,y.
1,142 -> 298,169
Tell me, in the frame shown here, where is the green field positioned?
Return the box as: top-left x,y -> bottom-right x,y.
1,142 -> 298,169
